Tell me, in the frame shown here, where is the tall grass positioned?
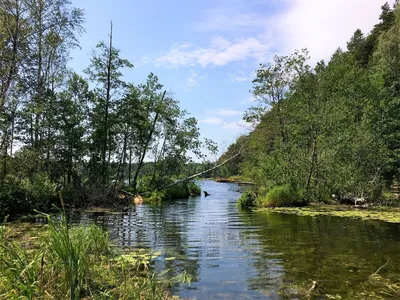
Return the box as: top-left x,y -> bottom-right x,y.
0,206 -> 190,299
258,185 -> 302,207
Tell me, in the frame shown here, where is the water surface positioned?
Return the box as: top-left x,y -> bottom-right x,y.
71,181 -> 400,299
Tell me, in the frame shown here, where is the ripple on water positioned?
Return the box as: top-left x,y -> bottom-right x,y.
68,181 -> 400,299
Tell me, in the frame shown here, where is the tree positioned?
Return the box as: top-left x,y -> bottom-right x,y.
55,73 -> 91,185
85,22 -> 133,184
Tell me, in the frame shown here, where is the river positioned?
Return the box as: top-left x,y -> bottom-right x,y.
70,180 -> 400,299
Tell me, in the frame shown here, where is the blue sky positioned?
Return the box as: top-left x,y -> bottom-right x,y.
69,0 -> 391,158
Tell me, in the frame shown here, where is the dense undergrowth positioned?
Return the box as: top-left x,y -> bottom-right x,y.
145,181 -> 201,202
0,211 -> 190,299
0,175 -> 201,220
237,184 -> 306,209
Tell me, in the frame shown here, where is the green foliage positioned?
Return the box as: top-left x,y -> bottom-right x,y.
237,190 -> 256,208
187,181 -> 201,195
0,0 -> 214,215
231,4 -> 400,205
0,173 -> 57,218
258,185 -> 302,208
147,181 -> 201,201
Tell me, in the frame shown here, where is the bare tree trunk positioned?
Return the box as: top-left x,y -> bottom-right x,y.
305,130 -> 318,203
102,22 -> 113,184
128,147 -> 132,186
34,1 -> 44,150
114,131 -> 127,189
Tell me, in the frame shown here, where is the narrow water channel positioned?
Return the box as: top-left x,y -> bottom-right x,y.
71,181 -> 400,299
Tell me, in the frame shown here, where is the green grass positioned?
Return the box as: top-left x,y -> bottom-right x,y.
0,211 -> 190,299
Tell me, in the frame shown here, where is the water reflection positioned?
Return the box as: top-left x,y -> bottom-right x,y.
67,181 -> 400,299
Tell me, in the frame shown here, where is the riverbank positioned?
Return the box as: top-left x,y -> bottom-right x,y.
257,204 -> 400,223
215,176 -> 254,186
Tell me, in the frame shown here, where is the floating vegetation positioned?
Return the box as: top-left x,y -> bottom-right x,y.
257,205 -> 400,223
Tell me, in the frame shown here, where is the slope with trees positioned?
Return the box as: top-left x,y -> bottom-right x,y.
233,2 -> 400,208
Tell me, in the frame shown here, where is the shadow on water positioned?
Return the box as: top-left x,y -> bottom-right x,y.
61,181 -> 400,299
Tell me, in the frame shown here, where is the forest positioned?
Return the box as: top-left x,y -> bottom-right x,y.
218,2 -> 400,208
0,0 -> 218,219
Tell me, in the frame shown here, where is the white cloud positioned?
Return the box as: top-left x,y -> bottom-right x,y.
229,70 -> 255,82
270,0 -> 394,63
186,70 -> 204,88
156,36 -> 272,68
194,9 -> 267,32
188,0 -> 393,66
151,0 -> 391,74
199,117 -> 223,124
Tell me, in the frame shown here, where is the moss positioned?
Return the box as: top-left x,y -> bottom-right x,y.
257,204 -> 400,223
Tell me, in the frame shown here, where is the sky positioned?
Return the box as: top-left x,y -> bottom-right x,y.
69,0 -> 393,158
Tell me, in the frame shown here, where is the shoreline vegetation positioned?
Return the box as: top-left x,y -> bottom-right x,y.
257,204 -> 400,224
0,211 -> 190,299
220,4 -> 400,222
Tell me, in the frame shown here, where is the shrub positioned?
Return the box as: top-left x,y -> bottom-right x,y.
259,185 -> 301,207
0,173 -> 57,218
187,181 -> 201,195
237,190 -> 256,208
147,181 -> 201,202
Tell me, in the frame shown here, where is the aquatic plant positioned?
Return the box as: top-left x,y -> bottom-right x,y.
0,213 -> 190,299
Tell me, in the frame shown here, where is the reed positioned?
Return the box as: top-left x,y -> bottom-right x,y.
0,209 -> 190,299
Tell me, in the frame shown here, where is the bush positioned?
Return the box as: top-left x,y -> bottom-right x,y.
237,190 -> 256,208
259,185 -> 301,207
0,173 -> 57,218
187,181 -> 201,195
147,181 -> 201,202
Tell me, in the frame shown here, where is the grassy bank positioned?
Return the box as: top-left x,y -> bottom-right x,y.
257,204 -> 400,223
0,213 -> 189,299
